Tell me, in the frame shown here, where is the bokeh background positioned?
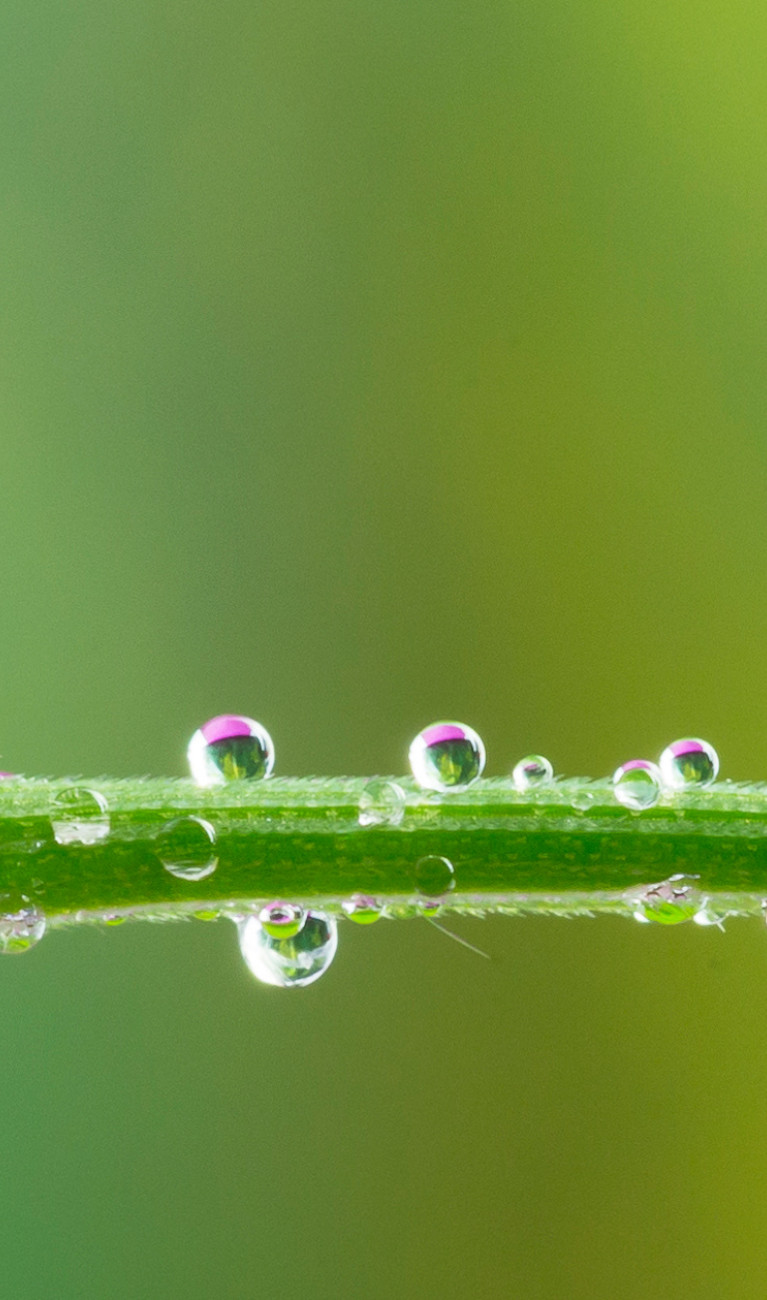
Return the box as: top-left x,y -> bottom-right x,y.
0,0 -> 766,1294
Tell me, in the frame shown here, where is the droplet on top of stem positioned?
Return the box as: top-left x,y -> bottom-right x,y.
187,714 -> 274,787
409,722 -> 485,793
659,738 -> 719,790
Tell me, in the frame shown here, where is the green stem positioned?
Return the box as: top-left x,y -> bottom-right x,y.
3,775 -> 767,925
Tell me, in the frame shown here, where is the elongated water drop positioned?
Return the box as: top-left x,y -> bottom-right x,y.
409,722 -> 485,793
512,755 -> 553,791
258,901 -> 304,939
358,779 -> 406,828
613,759 -> 662,811
238,910 -> 337,988
627,876 -> 700,925
659,738 -> 719,790
187,714 -> 274,787
342,894 -> 384,924
0,908 -> 45,953
51,787 -> 110,846
156,816 -> 217,881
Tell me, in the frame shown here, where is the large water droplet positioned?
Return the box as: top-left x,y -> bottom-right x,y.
409,722 -> 485,793
512,755 -> 553,791
51,787 -> 110,845
156,816 -> 218,881
627,876 -> 700,925
414,854 -> 456,909
187,714 -> 274,787
613,759 -> 662,811
0,908 -> 45,953
258,901 -> 304,939
358,779 -> 406,828
238,910 -> 338,988
659,738 -> 719,790
342,894 -> 384,924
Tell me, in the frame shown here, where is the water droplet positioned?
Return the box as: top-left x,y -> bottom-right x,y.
0,908 -> 45,953
238,910 -> 337,988
613,759 -> 662,811
358,779 -> 406,828
512,755 -> 554,791
342,894 -> 384,924
156,816 -> 218,881
187,714 -> 275,787
50,787 -> 110,846
571,788 -> 595,812
414,854 -> 456,909
408,721 -> 485,793
257,901 -> 305,939
693,901 -> 725,929
659,738 -> 719,790
627,876 -> 700,925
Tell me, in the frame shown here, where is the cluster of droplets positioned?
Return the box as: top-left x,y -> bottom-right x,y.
613,738 -> 719,812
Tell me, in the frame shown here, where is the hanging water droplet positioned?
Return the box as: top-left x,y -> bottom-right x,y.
187,714 -> 275,787
156,816 -> 218,881
358,779 -> 406,828
50,787 -> 110,846
342,894 -> 384,924
409,722 -> 485,793
257,901 -> 305,939
627,876 -> 700,925
659,738 -> 719,790
613,759 -> 662,811
414,854 -> 456,911
692,901 -> 725,929
512,755 -> 554,791
0,908 -> 45,953
238,910 -> 337,988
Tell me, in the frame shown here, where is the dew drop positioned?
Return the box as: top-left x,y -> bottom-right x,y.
571,788 -> 595,812
238,910 -> 337,988
627,876 -> 700,925
512,755 -> 553,791
51,787 -> 110,846
342,894 -> 384,924
409,721 -> 485,793
187,714 -> 274,787
692,901 -> 725,929
358,779 -> 406,828
0,908 -> 45,953
414,854 -> 456,909
659,738 -> 719,790
156,816 -> 218,881
257,901 -> 305,939
613,759 -> 662,811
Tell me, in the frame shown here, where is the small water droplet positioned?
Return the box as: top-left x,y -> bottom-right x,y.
342,894 -> 384,924
571,788 -> 595,812
0,908 -> 45,953
627,876 -> 700,925
238,910 -> 338,987
659,738 -> 719,790
358,779 -> 406,828
156,816 -> 218,881
51,787 -> 110,846
187,714 -> 275,787
414,854 -> 456,909
693,901 -> 725,929
512,755 -> 554,791
409,722 -> 485,793
613,759 -> 662,811
257,901 -> 305,939
103,914 -> 125,927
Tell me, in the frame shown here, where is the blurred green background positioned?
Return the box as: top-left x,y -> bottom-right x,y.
0,0 -> 765,1294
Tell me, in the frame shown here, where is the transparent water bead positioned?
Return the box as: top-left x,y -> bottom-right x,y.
358,779 -> 406,828
513,755 -> 553,792
238,910 -> 338,988
342,894 -> 384,924
628,876 -> 700,925
613,760 -> 662,811
258,901 -> 304,939
409,721 -> 485,793
156,816 -> 218,881
414,854 -> 456,910
659,738 -> 719,790
51,787 -> 110,846
571,788 -> 595,812
0,908 -> 45,954
187,714 -> 274,787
